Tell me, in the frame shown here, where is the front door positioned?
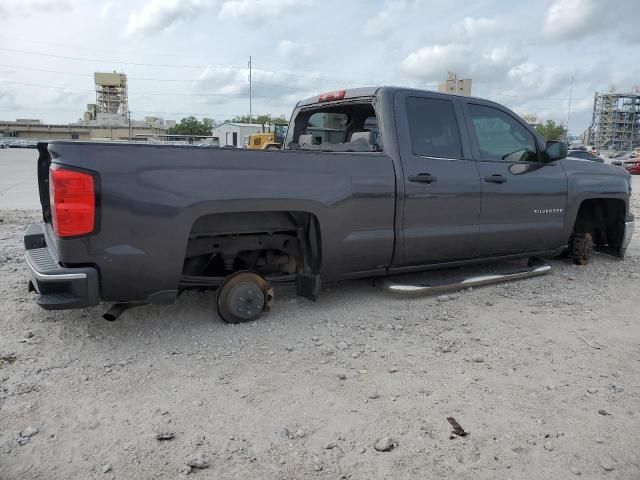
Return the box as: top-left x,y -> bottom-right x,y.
463,102 -> 568,256
395,91 -> 481,266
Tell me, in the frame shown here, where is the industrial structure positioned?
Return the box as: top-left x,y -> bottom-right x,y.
586,89 -> 640,152
1,71 -> 175,142
437,71 -> 472,96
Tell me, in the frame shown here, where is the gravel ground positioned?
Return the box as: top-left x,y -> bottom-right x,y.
0,196 -> 639,479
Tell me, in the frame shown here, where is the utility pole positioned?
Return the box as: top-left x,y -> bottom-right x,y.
248,56 -> 252,124
128,109 -> 132,141
566,75 -> 573,141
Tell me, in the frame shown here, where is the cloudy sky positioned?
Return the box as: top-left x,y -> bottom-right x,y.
1,0 -> 639,135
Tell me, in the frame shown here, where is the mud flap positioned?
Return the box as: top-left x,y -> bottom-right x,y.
297,273 -> 321,301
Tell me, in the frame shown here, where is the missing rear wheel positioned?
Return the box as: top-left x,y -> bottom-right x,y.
216,271 -> 273,323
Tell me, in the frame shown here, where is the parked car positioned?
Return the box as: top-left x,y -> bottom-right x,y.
612,151 -> 640,174
0,140 -> 9,149
24,87 -> 634,323
610,151 -> 630,159
567,149 -> 605,163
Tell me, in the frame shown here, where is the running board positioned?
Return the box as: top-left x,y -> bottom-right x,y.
380,259 -> 551,296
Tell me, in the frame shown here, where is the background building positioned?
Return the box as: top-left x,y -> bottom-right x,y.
0,71 -> 173,142
211,122 -> 266,147
438,71 -> 472,96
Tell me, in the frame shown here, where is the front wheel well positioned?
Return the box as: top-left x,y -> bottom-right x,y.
572,198 -> 626,249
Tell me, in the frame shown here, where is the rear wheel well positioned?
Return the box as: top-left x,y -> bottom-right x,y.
573,198 -> 626,249
182,211 -> 321,282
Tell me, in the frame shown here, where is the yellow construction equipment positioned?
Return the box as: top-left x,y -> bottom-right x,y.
246,123 -> 288,150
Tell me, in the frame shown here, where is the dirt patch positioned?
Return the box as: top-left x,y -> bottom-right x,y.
0,203 -> 639,479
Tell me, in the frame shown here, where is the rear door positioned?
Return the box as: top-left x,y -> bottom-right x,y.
463,101 -> 568,256
394,91 -> 481,265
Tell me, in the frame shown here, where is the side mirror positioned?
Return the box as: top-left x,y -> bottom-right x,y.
544,140 -> 567,162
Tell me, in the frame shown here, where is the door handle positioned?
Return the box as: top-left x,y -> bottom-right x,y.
408,173 -> 437,184
484,174 -> 507,184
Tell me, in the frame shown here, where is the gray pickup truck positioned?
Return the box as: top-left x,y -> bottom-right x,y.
24,87 -> 634,322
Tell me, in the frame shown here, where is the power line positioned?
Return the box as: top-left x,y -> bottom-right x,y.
0,47 -> 389,85
0,34 -> 212,61
0,105 -> 249,118
0,47 -> 228,70
0,64 -> 321,92
0,79 -> 261,98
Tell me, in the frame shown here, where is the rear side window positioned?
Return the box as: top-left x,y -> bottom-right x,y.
468,104 -> 538,162
406,97 -> 462,159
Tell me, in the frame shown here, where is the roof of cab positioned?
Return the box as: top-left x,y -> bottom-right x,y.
296,86 -> 501,108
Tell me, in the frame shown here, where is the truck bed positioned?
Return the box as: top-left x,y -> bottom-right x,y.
37,141 -> 396,303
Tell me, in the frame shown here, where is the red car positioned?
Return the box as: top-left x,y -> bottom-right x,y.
625,160 -> 640,174
613,153 -> 640,174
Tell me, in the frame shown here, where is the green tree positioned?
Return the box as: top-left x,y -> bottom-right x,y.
167,116 -> 215,136
535,120 -> 567,141
230,114 -> 288,126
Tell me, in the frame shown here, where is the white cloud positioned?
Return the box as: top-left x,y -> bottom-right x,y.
0,0 -> 71,16
401,43 -> 525,82
364,0 -> 406,38
451,16 -> 499,39
193,65 -> 325,106
276,40 -> 313,65
126,0 -> 215,35
100,1 -> 115,18
218,0 -> 312,25
543,0 -> 640,42
0,86 -> 19,111
543,0 -> 600,39
506,62 -> 573,97
401,44 -> 471,80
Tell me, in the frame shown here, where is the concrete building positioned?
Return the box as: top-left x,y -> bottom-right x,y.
211,122 -> 266,147
438,71 -> 472,96
0,119 -> 168,142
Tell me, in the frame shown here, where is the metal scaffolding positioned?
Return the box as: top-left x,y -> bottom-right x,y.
590,90 -> 640,152
94,72 -> 128,115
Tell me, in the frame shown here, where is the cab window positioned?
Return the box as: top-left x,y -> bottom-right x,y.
406,97 -> 462,159
468,104 -> 538,162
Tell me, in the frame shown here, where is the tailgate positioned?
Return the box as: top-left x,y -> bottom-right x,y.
36,142 -> 52,223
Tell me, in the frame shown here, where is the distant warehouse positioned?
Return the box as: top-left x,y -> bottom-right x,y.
211,122 -> 270,147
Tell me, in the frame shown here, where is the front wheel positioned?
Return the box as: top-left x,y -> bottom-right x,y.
216,271 -> 274,323
569,232 -> 593,265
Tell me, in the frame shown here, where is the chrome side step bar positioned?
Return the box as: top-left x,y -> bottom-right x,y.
380,259 -> 552,296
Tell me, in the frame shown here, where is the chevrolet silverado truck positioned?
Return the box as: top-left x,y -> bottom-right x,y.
24,87 -> 635,322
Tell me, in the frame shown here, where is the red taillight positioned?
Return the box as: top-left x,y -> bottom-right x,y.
318,90 -> 346,102
49,165 -> 95,237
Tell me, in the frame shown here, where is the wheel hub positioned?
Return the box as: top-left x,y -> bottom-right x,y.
227,282 -> 265,320
216,271 -> 272,323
